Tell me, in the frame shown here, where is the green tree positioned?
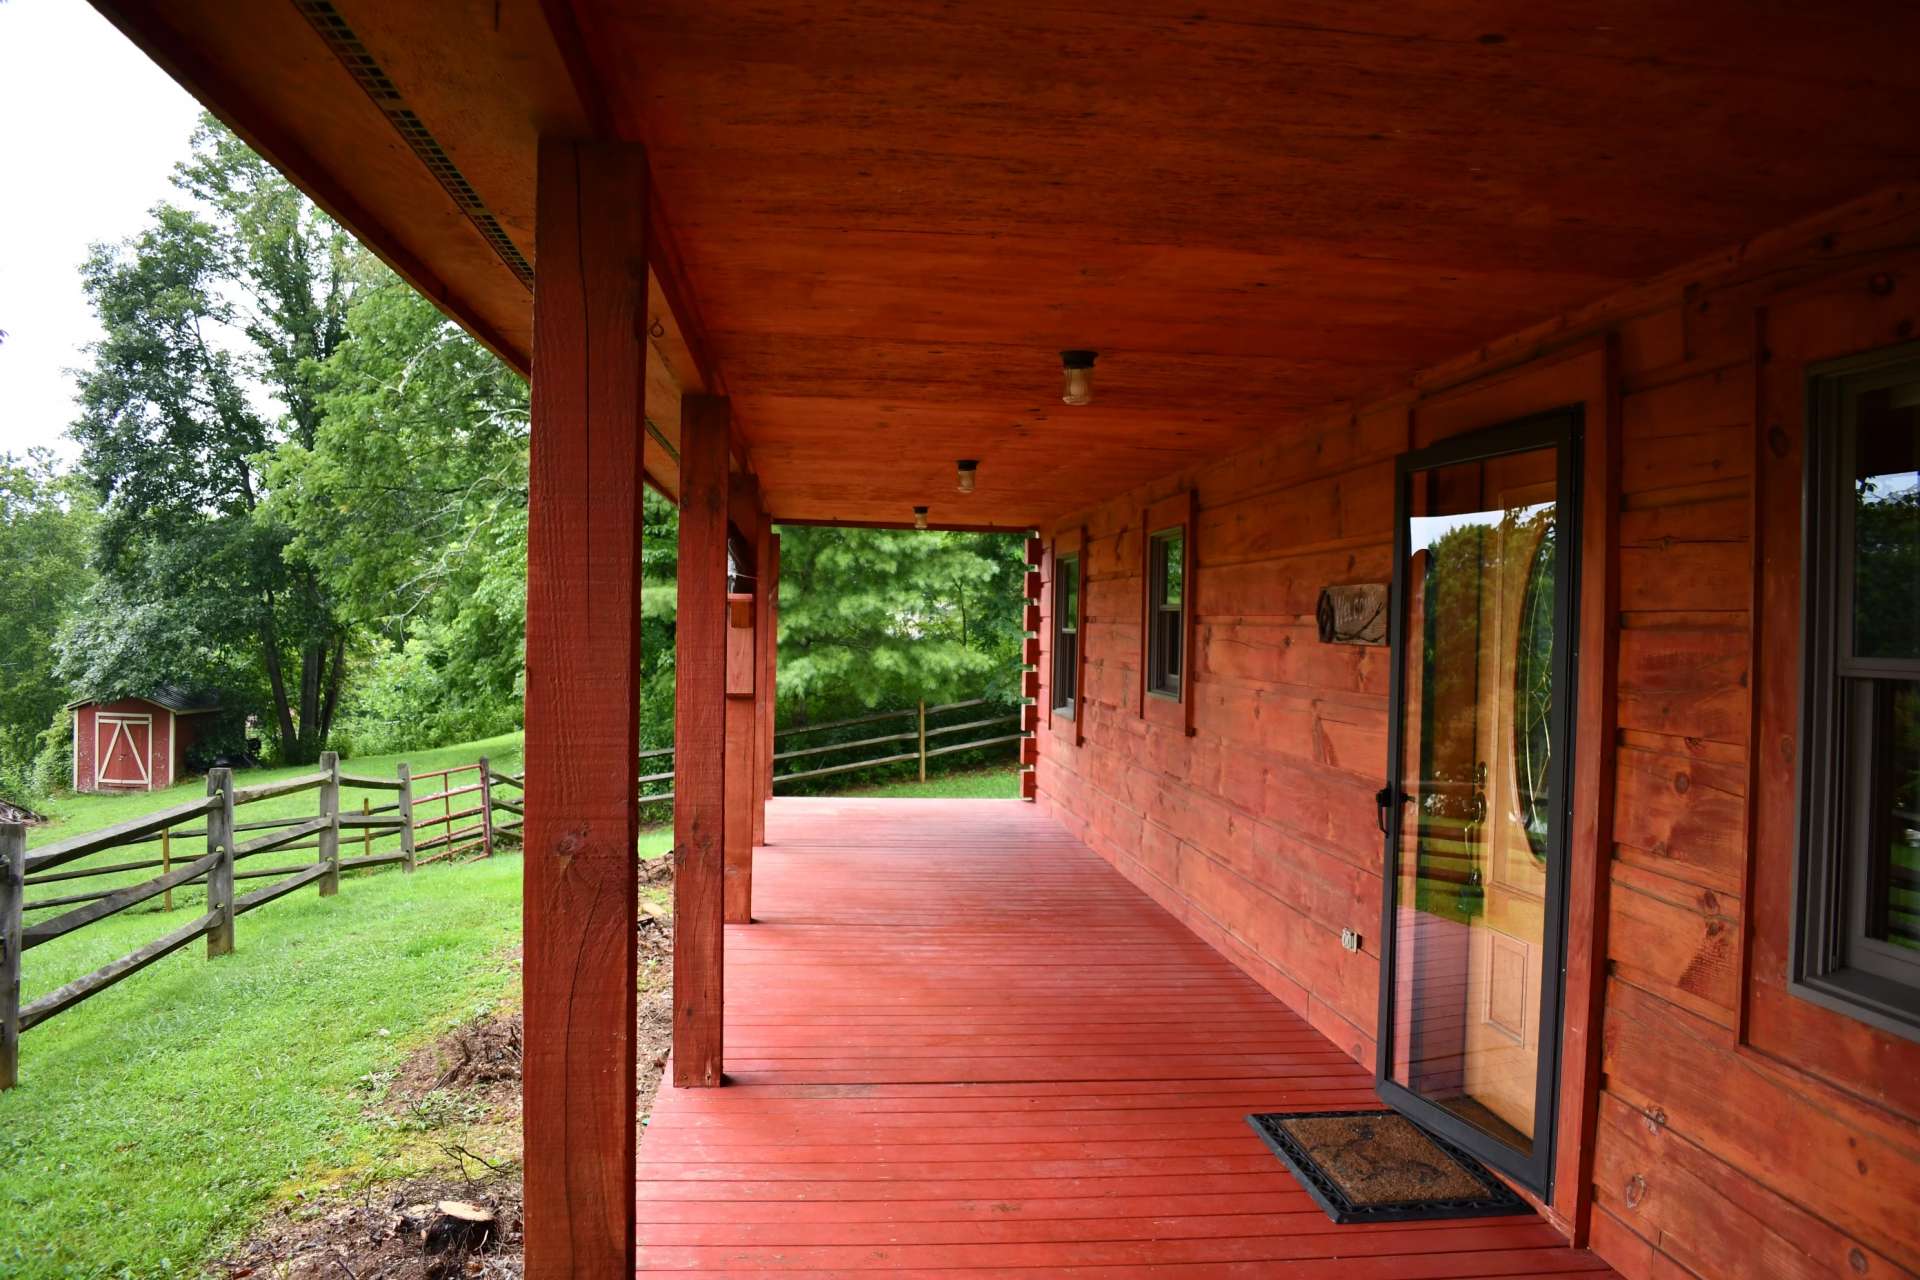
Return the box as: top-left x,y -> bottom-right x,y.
66,116 -> 353,762
775,526 -> 1025,722
265,265 -> 531,753
641,490 -> 681,752
0,451 -> 97,792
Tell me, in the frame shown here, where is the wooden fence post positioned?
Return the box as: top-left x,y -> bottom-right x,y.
397,762 -> 417,873
361,797 -> 371,860
918,699 -> 928,782
478,756 -> 495,858
206,768 -> 235,957
1,823 -> 23,1091
317,750 -> 341,896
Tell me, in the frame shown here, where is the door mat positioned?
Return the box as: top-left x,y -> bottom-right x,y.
1246,1110 -> 1530,1224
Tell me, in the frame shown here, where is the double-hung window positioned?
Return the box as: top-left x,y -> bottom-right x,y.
1147,529 -> 1185,697
1796,343 -> 1920,1040
1052,554 -> 1080,716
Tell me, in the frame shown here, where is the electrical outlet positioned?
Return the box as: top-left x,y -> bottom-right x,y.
1340,927 -> 1362,953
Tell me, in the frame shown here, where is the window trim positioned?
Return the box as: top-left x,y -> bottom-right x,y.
1052,545 -> 1082,721
1792,340 -> 1920,1043
1138,490 -> 1197,736
1146,527 -> 1185,699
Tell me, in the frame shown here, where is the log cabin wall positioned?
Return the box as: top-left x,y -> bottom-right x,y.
1034,184 -> 1920,1280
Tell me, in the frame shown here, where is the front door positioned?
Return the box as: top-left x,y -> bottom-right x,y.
1378,409 -> 1580,1194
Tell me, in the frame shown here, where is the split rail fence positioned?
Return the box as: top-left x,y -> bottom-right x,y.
636,696 -> 1024,809
1,697 -> 1011,1087
0,752 -> 525,1090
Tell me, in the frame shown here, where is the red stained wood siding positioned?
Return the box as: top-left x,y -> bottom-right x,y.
522,139 -> 647,1278
1034,187 -> 1920,1278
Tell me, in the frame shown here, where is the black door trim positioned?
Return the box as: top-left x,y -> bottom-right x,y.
1375,406 -> 1584,1198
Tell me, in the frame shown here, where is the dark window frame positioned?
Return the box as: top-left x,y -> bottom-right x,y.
1794,341 -> 1920,1043
1146,527 -> 1185,699
1052,552 -> 1080,717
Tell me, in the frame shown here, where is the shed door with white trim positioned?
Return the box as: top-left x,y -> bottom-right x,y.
97,712 -> 153,789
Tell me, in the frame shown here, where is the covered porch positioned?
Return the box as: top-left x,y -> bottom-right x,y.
81,2 -> 1920,1275
636,798 -> 1611,1276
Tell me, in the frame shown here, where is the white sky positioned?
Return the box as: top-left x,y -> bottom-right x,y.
0,0 -> 203,462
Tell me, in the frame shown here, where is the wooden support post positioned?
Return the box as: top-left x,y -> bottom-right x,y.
523,137 -> 647,1278
205,768 -> 235,957
161,827 -> 173,912
918,700 -> 928,782
724,592 -> 755,924
317,750 -> 340,896
397,762 -> 416,873
761,533 -> 780,817
674,393 -> 730,1087
477,756 -> 495,858
1,823 -> 22,1091
752,516 -> 775,847
361,797 -> 371,860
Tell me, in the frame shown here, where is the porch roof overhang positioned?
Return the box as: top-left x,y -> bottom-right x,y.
90,0 -> 1920,527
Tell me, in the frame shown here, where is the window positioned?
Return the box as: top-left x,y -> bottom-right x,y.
1053,554 -> 1079,716
1797,343 -> 1920,1040
1147,529 -> 1184,697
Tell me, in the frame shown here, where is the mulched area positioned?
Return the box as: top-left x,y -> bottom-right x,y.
216,1173 -> 523,1280
216,858 -> 677,1279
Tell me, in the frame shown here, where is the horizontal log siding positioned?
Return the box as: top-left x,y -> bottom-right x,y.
1035,184 -> 1920,1280
1038,403 -> 1404,1069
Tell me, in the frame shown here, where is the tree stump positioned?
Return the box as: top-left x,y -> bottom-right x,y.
421,1200 -> 496,1254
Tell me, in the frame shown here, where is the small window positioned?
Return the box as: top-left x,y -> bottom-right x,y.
1147,529 -> 1184,697
1053,554 -> 1079,715
1797,344 -> 1920,1040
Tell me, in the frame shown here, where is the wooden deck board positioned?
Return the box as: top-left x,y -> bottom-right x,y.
636,798 -> 1614,1276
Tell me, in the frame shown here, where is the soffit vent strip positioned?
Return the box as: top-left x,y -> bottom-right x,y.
290,0 -> 534,290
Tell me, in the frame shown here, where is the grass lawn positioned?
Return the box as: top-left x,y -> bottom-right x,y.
0,851 -> 524,1279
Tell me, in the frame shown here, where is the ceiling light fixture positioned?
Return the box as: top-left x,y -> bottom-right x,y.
956,460 -> 979,494
913,505 -> 929,530
1060,350 -> 1098,406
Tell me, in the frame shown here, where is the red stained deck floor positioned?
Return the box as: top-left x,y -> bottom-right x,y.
637,798 -> 1614,1278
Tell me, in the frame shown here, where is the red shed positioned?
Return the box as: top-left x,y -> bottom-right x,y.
66,689 -> 219,793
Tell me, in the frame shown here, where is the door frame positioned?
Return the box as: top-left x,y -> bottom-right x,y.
1375,406 -> 1584,1197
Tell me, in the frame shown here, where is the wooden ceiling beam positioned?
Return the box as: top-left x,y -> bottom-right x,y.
88,0 -> 533,375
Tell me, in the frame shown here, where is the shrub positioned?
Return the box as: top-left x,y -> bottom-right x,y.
27,707 -> 74,798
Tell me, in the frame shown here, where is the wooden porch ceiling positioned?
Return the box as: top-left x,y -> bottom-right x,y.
92,0 -> 1920,526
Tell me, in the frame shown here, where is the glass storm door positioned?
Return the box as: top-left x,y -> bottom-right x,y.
1377,409 -> 1580,1194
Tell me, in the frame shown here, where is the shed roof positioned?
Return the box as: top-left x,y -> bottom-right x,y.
67,687 -> 222,715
